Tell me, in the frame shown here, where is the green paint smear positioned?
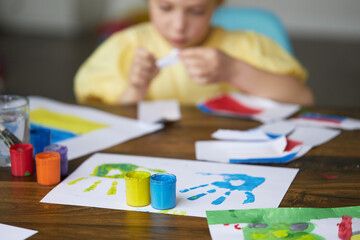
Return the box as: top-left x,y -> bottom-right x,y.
24,171 -> 31,176
107,181 -> 118,195
206,206 -> 360,225
68,177 -> 87,185
242,222 -> 324,240
159,209 -> 187,215
83,180 -> 102,192
90,163 -> 165,179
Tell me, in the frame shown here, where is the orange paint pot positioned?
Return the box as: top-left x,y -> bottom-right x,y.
35,152 -> 61,185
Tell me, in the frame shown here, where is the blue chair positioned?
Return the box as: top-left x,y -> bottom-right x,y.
211,6 -> 294,55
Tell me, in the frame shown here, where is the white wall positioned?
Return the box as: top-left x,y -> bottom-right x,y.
1,0 -> 360,40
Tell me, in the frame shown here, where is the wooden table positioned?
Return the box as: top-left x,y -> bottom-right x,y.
1,104 -> 360,239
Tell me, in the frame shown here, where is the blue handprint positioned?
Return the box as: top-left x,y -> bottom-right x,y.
179,173 -> 265,205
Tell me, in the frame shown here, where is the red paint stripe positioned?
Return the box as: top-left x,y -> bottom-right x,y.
203,95 -> 263,115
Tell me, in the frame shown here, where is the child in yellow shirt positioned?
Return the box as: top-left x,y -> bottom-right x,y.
74,0 -> 314,106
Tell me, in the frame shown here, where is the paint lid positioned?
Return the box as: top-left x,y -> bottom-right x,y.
150,173 -> 177,184
125,171 -> 151,182
10,143 -> 33,157
43,144 -> 68,158
35,151 -> 60,165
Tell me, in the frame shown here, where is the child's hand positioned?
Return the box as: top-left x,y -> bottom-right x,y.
179,47 -> 237,85
129,48 -> 159,89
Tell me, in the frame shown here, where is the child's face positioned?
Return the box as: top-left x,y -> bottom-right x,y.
149,0 -> 219,48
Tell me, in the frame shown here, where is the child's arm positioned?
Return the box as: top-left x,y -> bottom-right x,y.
120,48 -> 159,104
179,48 -> 314,106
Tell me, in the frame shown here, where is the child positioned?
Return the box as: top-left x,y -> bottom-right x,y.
74,0 -> 314,106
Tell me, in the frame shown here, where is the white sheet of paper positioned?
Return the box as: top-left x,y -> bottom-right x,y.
288,126 -> 340,147
211,128 -> 271,141
0,223 -> 37,240
41,153 -> 298,218
195,136 -> 287,163
29,96 -> 163,160
138,100 -> 181,123
156,49 -> 180,69
230,93 -> 300,123
288,126 -> 340,159
290,115 -> 360,130
259,121 -> 296,136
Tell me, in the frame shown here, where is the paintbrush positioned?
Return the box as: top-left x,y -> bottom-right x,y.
0,123 -> 22,148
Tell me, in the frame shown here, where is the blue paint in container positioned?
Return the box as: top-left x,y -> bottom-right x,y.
30,127 -> 51,156
150,173 -> 176,210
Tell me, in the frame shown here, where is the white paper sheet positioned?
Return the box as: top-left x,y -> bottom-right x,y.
259,121 -> 296,136
288,126 -> 341,159
29,96 -> 163,160
195,136 -> 287,163
0,223 -> 37,240
290,113 -> 360,130
41,153 -> 298,218
211,128 -> 271,141
138,100 -> 181,123
198,93 -> 300,123
156,49 -> 180,69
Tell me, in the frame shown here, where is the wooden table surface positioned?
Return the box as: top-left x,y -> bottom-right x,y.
1,104 -> 360,239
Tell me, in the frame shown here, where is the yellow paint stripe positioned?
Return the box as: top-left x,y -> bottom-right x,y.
30,108 -> 107,134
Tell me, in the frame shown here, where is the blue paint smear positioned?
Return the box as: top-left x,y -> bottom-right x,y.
188,193 -> 207,200
179,184 -> 209,193
299,113 -> 345,122
243,191 -> 255,204
30,123 -> 77,143
229,152 -> 298,164
212,196 -> 226,205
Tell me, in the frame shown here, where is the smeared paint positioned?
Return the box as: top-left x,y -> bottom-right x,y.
68,177 -> 88,185
83,180 -> 102,192
180,173 -> 265,205
337,215 -> 352,240
234,224 -> 242,230
320,173 -> 339,180
107,181 -> 118,195
158,209 -> 186,215
243,222 -> 323,240
290,223 -> 309,231
68,164 -> 166,195
200,94 -> 263,116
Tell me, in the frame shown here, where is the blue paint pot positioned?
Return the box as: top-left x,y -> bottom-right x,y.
150,173 -> 176,210
30,127 -> 51,156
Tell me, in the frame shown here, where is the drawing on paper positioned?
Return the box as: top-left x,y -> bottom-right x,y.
41,153 -> 299,218
30,108 -> 108,143
206,207 -> 360,240
68,163 -> 166,194
180,173 -> 265,205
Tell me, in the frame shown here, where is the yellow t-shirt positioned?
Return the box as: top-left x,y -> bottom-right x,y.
74,22 -> 307,105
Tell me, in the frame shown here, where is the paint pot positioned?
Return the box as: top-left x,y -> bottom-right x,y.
150,173 -> 176,210
9,143 -> 34,176
30,127 -> 51,156
35,151 -> 60,185
43,144 -> 68,177
125,171 -> 151,207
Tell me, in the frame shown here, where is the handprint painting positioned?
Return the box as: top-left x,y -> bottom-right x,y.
41,153 -> 298,217
206,207 -> 360,240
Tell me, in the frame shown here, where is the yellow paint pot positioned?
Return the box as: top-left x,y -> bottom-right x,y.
125,171 -> 151,207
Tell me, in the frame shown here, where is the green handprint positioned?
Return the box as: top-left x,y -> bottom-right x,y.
68,163 -> 166,195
